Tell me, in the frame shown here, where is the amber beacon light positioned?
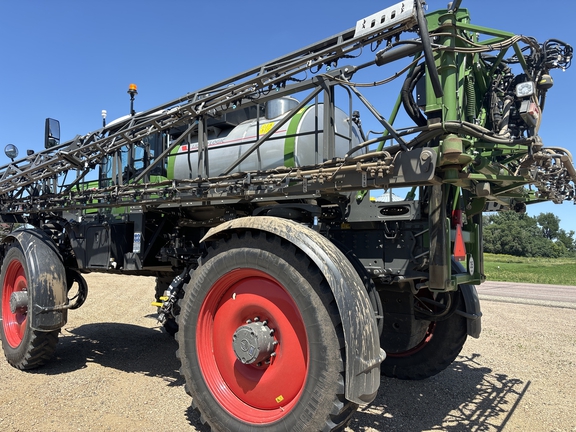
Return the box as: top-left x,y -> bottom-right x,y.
128,83 -> 138,115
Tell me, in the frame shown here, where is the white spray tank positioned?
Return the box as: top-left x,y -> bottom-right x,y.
167,97 -> 363,179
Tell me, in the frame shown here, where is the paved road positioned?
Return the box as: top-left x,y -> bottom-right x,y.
476,280 -> 576,308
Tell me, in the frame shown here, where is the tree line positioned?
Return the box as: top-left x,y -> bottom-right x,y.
483,211 -> 576,258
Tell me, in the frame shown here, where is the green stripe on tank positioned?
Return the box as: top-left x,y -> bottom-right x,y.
167,144 -> 180,179
284,106 -> 309,167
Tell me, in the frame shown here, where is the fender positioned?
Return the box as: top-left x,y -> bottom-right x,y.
201,216 -> 385,404
2,229 -> 68,331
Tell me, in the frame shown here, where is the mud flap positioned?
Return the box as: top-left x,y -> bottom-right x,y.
453,260 -> 482,339
459,283 -> 482,338
201,216 -> 385,404
2,229 -> 68,331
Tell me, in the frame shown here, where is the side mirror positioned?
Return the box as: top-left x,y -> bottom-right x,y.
45,118 -> 60,149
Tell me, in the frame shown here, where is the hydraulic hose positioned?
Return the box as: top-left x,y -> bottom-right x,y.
415,0 -> 443,98
401,62 -> 428,126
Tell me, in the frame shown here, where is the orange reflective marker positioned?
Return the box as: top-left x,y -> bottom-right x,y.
453,224 -> 466,261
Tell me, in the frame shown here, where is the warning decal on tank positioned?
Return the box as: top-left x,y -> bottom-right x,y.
275,395 -> 284,403
259,122 -> 275,136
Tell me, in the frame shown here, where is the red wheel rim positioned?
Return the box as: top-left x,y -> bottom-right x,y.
1,259 -> 28,348
196,268 -> 308,423
388,321 -> 436,357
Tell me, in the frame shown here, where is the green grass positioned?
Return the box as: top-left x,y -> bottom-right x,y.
483,253 -> 576,286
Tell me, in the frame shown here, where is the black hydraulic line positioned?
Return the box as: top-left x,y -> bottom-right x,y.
401,62 -> 427,127
375,40 -> 423,66
407,121 -> 536,149
415,0 -> 443,98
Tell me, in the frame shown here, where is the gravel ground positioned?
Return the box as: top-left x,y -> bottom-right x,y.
1,273 -> 575,432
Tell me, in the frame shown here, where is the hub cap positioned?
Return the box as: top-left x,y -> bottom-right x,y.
232,318 -> 276,365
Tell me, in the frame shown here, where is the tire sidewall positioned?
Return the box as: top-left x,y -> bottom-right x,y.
178,236 -> 343,431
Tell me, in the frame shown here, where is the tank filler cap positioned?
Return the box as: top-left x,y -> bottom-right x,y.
265,97 -> 299,119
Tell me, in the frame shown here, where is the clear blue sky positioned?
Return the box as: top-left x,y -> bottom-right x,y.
1,0 -> 575,231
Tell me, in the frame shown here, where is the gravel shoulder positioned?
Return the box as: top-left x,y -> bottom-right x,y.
1,273 -> 575,431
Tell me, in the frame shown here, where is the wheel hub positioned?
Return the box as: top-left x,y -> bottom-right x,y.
9,290 -> 28,314
232,318 -> 276,365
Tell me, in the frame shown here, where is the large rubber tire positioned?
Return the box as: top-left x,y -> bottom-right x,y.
176,230 -> 358,431
380,289 -> 467,380
0,245 -> 59,370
